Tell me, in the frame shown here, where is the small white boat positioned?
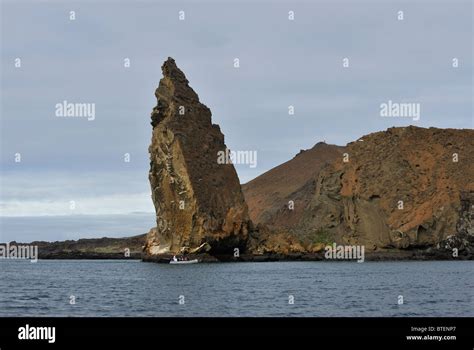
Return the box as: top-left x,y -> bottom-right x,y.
169,259 -> 199,265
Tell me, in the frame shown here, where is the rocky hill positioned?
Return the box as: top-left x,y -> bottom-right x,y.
245,126 -> 473,254
317,126 -> 473,251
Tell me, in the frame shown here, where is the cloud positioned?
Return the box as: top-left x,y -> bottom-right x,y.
1,0 -> 472,223
0,171 -> 154,216
0,193 -> 154,217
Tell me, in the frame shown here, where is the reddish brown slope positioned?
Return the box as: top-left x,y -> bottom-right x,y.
242,142 -> 344,226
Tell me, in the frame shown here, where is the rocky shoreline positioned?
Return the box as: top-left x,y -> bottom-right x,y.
142,250 -> 473,263
29,250 -> 473,262
1,235 -> 145,260
2,213 -> 471,263
3,238 -> 468,262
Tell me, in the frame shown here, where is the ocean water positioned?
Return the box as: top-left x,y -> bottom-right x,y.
0,260 -> 472,317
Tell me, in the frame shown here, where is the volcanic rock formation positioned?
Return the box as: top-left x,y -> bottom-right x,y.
144,58 -> 251,256
309,126 -> 473,250
143,58 -> 473,260
245,126 -> 474,253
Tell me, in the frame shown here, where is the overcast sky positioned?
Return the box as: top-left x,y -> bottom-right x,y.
1,0 -> 472,218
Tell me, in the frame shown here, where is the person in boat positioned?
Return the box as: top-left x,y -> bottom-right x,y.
172,255 -> 178,262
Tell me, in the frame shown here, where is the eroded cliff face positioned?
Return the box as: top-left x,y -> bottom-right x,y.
276,126 -> 474,251
144,58 -> 251,256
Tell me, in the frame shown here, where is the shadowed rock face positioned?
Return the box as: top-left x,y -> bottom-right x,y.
144,58 -> 251,256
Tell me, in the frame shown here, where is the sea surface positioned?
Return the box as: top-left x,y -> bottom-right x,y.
0,260 -> 472,317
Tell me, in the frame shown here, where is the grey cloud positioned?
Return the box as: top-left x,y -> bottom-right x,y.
0,0 -> 472,220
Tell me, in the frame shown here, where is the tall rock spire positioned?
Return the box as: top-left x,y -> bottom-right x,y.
144,57 -> 251,256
